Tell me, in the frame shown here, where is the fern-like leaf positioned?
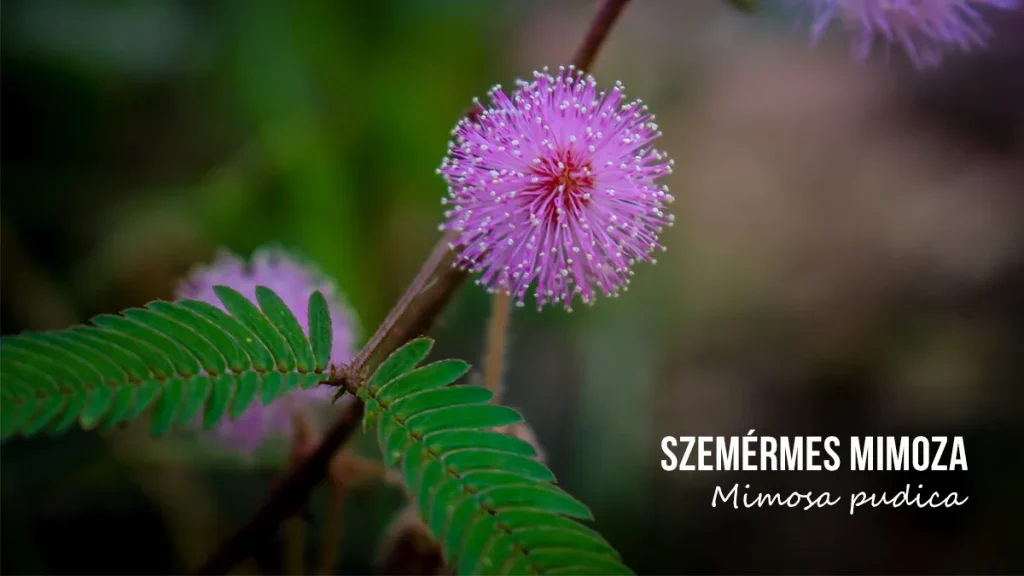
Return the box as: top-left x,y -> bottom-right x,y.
359,337 -> 631,575
0,286 -> 335,441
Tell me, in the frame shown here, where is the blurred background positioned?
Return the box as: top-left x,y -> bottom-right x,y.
2,0 -> 1023,574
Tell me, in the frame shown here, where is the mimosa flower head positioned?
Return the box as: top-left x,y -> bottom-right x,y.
438,66 -> 675,312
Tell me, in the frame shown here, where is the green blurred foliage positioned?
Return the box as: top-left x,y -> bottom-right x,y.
1,0 -> 498,572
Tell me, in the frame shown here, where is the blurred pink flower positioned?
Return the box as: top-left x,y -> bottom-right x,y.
798,0 -> 1020,68
175,247 -> 357,455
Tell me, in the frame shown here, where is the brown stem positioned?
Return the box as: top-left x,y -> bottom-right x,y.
191,1 -> 631,572
345,0 -> 628,376
571,0 -> 631,73
482,292 -> 512,399
192,398 -> 364,575
349,230 -> 463,373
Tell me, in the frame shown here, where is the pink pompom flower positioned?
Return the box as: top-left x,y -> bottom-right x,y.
797,0 -> 1020,68
438,65 -> 675,312
174,247 -> 357,455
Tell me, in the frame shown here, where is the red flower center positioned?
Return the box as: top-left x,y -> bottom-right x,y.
527,147 -> 594,223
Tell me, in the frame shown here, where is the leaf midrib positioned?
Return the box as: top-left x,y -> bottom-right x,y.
2,365 -> 330,403
371,387 -> 545,574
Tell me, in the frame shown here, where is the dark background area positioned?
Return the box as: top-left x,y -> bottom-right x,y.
2,1 -> 1023,574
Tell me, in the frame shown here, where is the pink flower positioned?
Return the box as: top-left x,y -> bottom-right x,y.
174,247 -> 357,455
437,66 -> 675,311
798,0 -> 1020,68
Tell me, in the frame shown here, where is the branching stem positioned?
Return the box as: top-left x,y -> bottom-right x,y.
192,398 -> 364,575
192,1 -> 631,572
572,0 -> 631,76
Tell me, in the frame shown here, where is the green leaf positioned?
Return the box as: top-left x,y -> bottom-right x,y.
255,286 -> 317,372
20,395 -> 67,437
259,372 -> 284,405
491,510 -> 607,542
203,373 -> 236,430
528,550 -> 632,574
123,308 -> 227,375
379,410 -> 405,467
427,430 -> 538,458
151,377 -> 186,435
0,285 -> 334,442
214,286 -> 296,372
281,372 -> 304,394
441,497 -> 479,562
148,302 -> 249,373
16,333 -> 105,389
230,372 -> 261,420
103,386 -> 138,429
66,326 -> 151,381
477,484 -> 592,520
459,471 -> 544,491
376,360 -> 470,404
509,527 -> 618,558
416,458 -> 446,519
402,441 -> 428,493
50,392 -> 88,434
300,372 -> 324,389
79,386 -> 115,429
407,404 -> 521,436
390,386 -> 493,419
426,472 -> 463,539
177,375 -> 212,426
177,300 -> 275,371
441,449 -> 554,482
122,380 -> 162,423
457,515 -> 505,575
77,325 -> 176,379
362,396 -> 381,432
47,332 -> 130,391
307,290 -> 333,372
0,352 -> 63,395
368,336 -> 433,391
92,314 -> 201,377
362,337 -> 628,575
